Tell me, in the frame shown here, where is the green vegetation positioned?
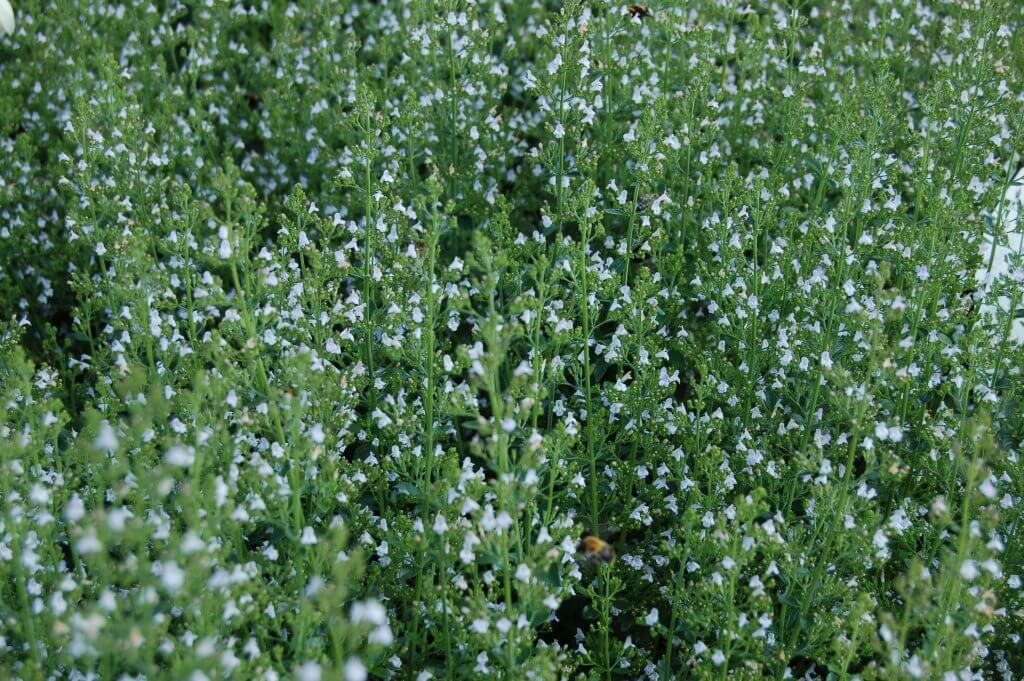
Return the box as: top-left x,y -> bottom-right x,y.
1,1 -> 1023,678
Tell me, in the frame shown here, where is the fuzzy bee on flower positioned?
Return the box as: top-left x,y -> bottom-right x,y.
578,535 -> 616,567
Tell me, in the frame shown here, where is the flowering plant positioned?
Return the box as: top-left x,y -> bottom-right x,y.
1,1 -> 1022,679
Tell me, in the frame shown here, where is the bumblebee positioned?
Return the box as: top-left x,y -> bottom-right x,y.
627,5 -> 652,20
579,535 -> 616,566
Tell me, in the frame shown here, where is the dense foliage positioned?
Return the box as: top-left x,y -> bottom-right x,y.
2,1 -> 1023,679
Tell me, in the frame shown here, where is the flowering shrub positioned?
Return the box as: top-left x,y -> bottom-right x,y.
1,0 -> 1023,679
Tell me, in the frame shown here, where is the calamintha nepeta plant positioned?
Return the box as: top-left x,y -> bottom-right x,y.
1,0 -> 1023,679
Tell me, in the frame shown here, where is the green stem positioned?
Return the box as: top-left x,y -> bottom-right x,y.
579,222 -> 599,534
422,209 -> 440,486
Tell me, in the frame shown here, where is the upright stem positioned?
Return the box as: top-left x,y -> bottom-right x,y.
600,568 -> 613,681
363,117 -> 377,410
440,540 -> 454,680
579,221 -> 599,534
422,209 -> 439,486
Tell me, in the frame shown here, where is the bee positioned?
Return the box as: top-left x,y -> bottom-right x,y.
634,193 -> 658,213
626,5 -> 652,20
579,535 -> 616,566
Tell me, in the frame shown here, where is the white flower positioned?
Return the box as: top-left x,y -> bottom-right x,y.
160,562 -> 185,593
874,422 -> 889,441
0,0 -> 16,36
343,658 -> 367,681
515,563 -> 531,583
904,655 -> 924,679
300,527 -> 318,545
369,623 -> 393,645
351,599 -> 387,626
50,591 -> 67,615
645,608 -> 659,626
959,560 -> 979,581
979,477 -> 998,499
65,494 -> 86,523
295,662 -> 322,681
309,423 -> 325,444
93,422 -> 119,452
76,530 -> 103,555
547,53 -> 562,75
164,445 -> 195,467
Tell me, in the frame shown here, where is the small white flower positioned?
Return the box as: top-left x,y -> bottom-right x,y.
309,423 -> 325,444
351,599 -> 387,626
93,422 -> 119,452
164,445 -> 195,467
960,560 -> 979,581
0,0 -> 15,36
370,623 -> 394,646
547,53 -> 562,75
65,494 -> 86,523
300,527 -> 318,545
904,655 -> 924,679
50,591 -> 67,615
295,662 -> 322,681
645,608 -> 659,626
979,477 -> 998,499
475,651 -> 490,674
160,562 -> 185,593
76,530 -> 103,555
343,658 -> 367,681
